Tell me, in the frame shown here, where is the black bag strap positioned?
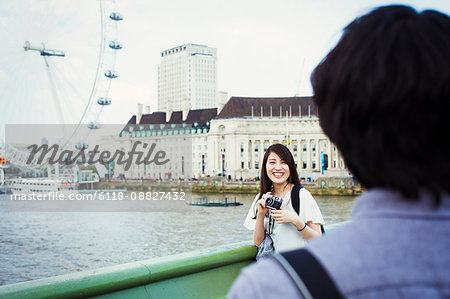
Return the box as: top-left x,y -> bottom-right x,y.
291,184 -> 302,215
291,184 -> 325,235
273,249 -> 344,299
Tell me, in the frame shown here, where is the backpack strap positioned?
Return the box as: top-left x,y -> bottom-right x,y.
273,249 -> 343,299
292,184 -> 325,235
291,184 -> 303,215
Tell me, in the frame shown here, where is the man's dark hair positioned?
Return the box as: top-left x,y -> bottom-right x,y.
311,5 -> 450,202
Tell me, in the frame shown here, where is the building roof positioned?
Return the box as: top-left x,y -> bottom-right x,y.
126,115 -> 136,125
168,111 -> 184,124
121,108 -> 217,135
122,112 -> 167,133
139,112 -> 167,124
185,108 -> 217,127
216,96 -> 317,119
162,43 -> 209,52
120,97 -> 316,136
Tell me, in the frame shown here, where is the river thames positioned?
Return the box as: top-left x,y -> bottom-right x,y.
0,192 -> 357,285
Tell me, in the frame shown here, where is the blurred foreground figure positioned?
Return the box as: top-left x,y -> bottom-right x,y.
229,5 -> 450,299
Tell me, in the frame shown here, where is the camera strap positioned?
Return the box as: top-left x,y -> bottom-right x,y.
273,249 -> 344,299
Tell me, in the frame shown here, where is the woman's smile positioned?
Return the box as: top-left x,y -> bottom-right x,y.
272,172 -> 285,179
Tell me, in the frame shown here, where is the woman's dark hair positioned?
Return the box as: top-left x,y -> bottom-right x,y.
311,5 -> 450,202
258,144 -> 301,199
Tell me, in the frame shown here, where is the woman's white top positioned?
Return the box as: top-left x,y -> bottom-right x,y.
243,187 -> 325,252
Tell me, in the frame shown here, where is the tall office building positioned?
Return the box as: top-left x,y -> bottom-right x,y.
158,44 -> 218,117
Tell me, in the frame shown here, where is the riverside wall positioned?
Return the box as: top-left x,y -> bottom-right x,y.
95,177 -> 363,196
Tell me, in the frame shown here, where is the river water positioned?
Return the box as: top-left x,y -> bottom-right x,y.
0,192 -> 357,286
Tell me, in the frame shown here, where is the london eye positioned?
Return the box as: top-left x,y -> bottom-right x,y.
0,0 -> 123,181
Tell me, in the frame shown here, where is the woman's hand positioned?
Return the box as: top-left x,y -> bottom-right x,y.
256,192 -> 272,215
270,208 -> 300,224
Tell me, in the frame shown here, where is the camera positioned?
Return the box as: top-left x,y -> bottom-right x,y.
265,195 -> 283,210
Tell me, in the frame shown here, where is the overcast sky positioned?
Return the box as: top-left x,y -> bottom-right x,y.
0,0 -> 449,134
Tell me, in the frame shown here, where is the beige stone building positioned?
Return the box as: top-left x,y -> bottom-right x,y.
117,97 -> 349,180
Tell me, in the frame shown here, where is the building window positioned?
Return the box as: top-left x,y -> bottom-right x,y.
255,162 -> 259,169
241,162 -> 244,169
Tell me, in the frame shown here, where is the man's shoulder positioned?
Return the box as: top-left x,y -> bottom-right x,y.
228,257 -> 303,299
307,216 -> 450,297
230,218 -> 450,298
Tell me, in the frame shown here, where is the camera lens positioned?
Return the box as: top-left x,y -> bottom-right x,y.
266,197 -> 273,206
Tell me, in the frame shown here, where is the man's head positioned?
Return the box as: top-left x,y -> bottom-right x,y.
311,5 -> 449,200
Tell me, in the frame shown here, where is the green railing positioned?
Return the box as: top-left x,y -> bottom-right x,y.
0,222 -> 347,298
0,241 -> 256,299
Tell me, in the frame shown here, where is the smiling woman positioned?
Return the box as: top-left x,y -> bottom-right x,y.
243,143 -> 324,256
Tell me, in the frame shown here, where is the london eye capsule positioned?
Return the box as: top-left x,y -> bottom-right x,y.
108,41 -> 123,50
23,40 -> 65,57
109,12 -> 123,21
97,97 -> 111,106
88,121 -> 101,129
104,70 -> 119,79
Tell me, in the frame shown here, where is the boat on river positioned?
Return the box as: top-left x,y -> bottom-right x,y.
10,178 -> 76,194
187,196 -> 243,207
9,169 -> 100,195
